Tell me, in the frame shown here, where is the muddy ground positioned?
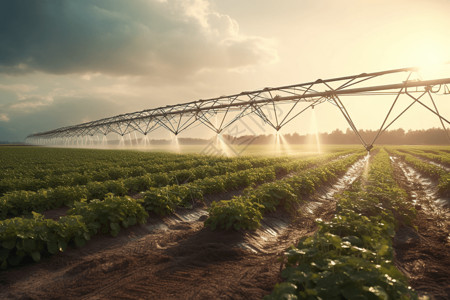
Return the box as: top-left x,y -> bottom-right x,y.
1,155 -> 449,299
391,156 -> 450,300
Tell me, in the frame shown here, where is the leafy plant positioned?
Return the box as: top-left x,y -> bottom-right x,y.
266,149 -> 418,299
205,198 -> 263,230
0,213 -> 89,269
68,194 -> 148,236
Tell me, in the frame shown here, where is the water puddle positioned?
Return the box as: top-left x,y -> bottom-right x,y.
172,209 -> 208,223
318,153 -> 370,201
239,216 -> 290,254
427,160 -> 450,173
391,156 -> 450,211
143,208 -> 207,233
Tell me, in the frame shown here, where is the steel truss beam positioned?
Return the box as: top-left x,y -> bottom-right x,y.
27,65 -> 450,150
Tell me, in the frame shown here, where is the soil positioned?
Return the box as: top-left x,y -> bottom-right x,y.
391,156 -> 450,300
42,206 -> 69,220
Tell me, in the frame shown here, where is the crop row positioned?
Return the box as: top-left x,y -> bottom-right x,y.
395,148 -> 450,168
205,151 -> 366,231
0,195 -> 147,269
0,154 -> 302,219
0,152 -> 242,195
139,151 -> 355,216
266,149 -> 417,299
389,148 -> 449,197
0,148 -> 195,178
0,151 -> 357,269
0,146 -> 357,181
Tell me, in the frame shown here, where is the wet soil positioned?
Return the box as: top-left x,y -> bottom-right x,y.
391,156 -> 450,299
0,156 -> 368,299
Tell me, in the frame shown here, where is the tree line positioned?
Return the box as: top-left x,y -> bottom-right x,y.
223,128 -> 450,145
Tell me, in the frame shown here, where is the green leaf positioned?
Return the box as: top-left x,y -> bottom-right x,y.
31,251 -> 41,262
110,222 -> 120,233
128,216 -> 137,226
47,240 -> 59,254
365,286 -> 388,300
0,248 -> 10,260
2,239 -> 16,250
74,236 -> 86,248
266,282 -> 298,300
377,244 -> 390,257
58,240 -> 67,252
23,239 -> 36,252
8,254 -> 23,266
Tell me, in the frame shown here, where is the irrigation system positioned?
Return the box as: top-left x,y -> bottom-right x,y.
27,65 -> 450,151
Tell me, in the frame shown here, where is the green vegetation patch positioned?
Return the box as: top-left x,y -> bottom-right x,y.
266,149 -> 417,299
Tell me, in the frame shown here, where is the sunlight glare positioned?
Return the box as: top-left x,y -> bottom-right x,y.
310,109 -> 321,154
406,41 -> 448,79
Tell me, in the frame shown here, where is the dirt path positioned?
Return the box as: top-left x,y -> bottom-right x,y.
0,156 -> 368,300
391,156 -> 450,299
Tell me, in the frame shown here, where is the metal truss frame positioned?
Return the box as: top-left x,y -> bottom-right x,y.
27,65 -> 450,151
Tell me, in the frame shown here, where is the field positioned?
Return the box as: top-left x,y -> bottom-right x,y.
0,145 -> 449,299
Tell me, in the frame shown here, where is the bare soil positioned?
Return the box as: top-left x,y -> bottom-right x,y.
42,206 -> 69,220
392,156 -> 450,300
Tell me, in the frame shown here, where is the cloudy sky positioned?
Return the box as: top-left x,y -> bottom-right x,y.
1,0 -> 449,142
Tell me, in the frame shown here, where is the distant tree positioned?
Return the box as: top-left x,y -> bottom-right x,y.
217,127 -> 449,145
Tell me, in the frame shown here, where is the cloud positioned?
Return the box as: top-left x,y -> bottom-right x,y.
0,0 -> 277,78
0,114 -> 9,122
0,95 -> 125,141
7,96 -> 53,112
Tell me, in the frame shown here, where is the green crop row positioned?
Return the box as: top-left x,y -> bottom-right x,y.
3,146 -> 305,195
0,147 -> 223,179
0,152 -> 344,269
0,149 -> 356,270
205,151 -> 365,231
140,150 -> 360,217
142,166 -> 276,215
0,195 -> 147,269
0,155 -> 299,219
397,148 -> 450,168
1,146 -> 355,195
0,151 -> 234,195
0,158 -> 289,268
266,149 -> 417,299
389,148 -> 449,198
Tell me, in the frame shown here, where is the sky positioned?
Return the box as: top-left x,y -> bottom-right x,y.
0,0 -> 449,142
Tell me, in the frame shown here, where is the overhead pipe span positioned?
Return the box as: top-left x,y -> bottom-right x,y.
27,64 -> 450,151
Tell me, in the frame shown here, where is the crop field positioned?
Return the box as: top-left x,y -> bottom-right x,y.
0,145 -> 449,299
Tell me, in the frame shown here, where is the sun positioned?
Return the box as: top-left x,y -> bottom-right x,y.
405,41 -> 449,79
